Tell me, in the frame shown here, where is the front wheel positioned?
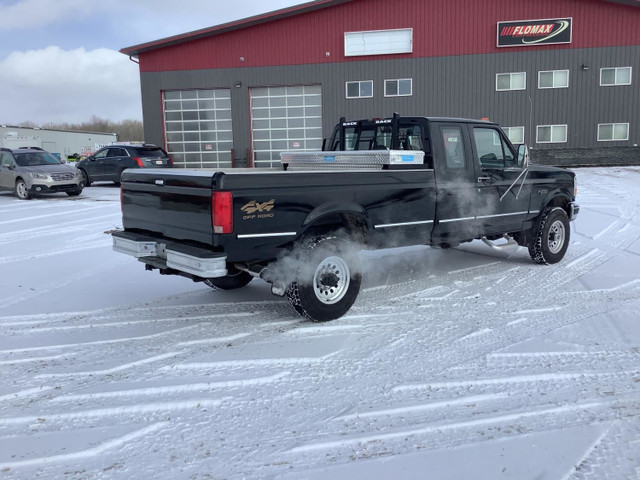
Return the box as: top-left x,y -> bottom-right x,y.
15,179 -> 31,200
286,235 -> 362,322
79,169 -> 91,187
528,207 -> 570,265
67,187 -> 83,197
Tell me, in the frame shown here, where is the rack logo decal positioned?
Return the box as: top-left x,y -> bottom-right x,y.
497,18 -> 572,47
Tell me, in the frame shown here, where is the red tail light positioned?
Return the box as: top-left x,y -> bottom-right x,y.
212,191 -> 233,234
132,157 -> 145,167
168,155 -> 174,166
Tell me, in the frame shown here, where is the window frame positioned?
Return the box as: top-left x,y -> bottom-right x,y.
384,78 -> 413,97
538,69 -> 569,89
345,80 -> 374,99
597,122 -> 629,142
600,66 -> 632,86
496,72 -> 526,91
503,126 -> 525,145
536,124 -> 568,144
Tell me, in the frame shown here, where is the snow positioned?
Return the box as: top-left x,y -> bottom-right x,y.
1,168 -> 639,479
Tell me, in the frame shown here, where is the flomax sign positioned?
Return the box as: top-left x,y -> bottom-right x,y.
497,18 -> 572,47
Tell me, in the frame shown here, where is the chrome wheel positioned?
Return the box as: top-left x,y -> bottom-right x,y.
313,255 -> 350,304
547,220 -> 566,254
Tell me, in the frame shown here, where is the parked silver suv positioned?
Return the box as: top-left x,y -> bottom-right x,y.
0,147 -> 84,200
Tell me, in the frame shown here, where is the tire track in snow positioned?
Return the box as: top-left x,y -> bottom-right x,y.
0,422 -> 168,469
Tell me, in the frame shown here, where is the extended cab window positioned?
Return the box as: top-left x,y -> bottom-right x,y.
442,127 -> 465,169
473,127 -> 515,169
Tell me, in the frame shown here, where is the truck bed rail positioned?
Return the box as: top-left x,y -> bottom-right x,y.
280,150 -> 424,171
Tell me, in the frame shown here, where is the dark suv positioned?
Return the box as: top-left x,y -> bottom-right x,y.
76,144 -> 172,186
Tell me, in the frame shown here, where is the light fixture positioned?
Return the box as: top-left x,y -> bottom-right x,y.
581,64 -> 589,71
235,81 -> 242,88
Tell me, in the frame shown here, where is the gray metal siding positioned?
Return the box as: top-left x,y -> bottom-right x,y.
140,45 -> 639,166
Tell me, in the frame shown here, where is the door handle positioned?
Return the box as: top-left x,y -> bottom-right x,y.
477,176 -> 492,183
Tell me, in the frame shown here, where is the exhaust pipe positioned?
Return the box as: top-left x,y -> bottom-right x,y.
234,263 -> 287,297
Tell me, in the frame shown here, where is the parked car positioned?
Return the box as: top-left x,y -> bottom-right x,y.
0,147 -> 83,200
75,144 -> 173,186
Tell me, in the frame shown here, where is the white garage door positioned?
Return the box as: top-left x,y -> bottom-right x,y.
163,89 -> 233,168
250,85 -> 323,168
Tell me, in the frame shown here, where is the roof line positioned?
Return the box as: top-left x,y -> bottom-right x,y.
120,0 -> 353,57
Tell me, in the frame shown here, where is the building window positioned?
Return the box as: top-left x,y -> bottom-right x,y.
346,80 -> 373,99
537,124 -> 567,143
384,78 -> 412,97
600,67 -> 632,86
538,70 -> 569,89
503,126 -> 525,144
344,28 -> 413,57
597,123 -> 629,141
496,72 -> 526,91
163,89 -> 233,169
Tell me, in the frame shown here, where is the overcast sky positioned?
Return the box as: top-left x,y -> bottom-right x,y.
0,0 -> 307,126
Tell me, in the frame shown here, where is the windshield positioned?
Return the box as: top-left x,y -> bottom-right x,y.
14,152 -> 64,167
132,147 -> 166,158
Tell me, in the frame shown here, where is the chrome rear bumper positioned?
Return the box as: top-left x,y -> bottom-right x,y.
112,230 -> 227,278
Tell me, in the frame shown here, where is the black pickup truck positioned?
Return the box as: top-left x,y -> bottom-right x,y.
112,115 -> 579,321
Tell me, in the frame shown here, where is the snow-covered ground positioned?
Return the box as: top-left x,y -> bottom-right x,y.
0,168 -> 639,480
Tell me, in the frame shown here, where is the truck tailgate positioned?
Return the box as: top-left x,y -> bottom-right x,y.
120,168 -> 214,246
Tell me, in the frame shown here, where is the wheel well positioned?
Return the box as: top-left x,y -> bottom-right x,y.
546,195 -> 571,216
302,213 -> 369,245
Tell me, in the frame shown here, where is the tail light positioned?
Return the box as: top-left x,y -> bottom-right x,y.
132,157 -> 145,167
212,191 -> 233,234
168,155 -> 174,166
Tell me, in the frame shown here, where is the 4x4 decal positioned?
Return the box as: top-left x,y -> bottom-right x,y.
241,199 -> 275,214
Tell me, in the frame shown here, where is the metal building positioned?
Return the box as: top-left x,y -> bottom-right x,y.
121,0 -> 640,169
0,125 -> 118,159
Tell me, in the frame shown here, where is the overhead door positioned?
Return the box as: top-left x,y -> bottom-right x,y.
163,89 -> 233,168
250,85 -> 322,168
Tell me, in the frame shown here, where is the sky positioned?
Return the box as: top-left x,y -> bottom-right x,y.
0,0 -> 308,126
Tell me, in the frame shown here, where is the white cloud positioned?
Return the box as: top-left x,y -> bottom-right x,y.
0,46 -> 141,125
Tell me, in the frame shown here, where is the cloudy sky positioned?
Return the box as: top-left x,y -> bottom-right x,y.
0,0 -> 307,126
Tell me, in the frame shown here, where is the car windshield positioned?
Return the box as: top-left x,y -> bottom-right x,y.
132,147 -> 166,158
14,152 -> 63,167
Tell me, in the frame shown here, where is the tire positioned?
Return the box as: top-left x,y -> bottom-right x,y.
528,207 -> 570,265
286,235 -> 362,322
79,169 -> 91,187
67,187 -> 83,197
203,266 -> 253,291
15,179 -> 31,200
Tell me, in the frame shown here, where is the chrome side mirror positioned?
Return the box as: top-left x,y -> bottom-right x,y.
516,144 -> 529,168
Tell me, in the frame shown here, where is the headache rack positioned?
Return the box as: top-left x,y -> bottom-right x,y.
280,150 -> 425,171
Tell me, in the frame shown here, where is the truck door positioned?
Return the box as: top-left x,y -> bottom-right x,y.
470,126 -> 531,236
431,123 -> 482,243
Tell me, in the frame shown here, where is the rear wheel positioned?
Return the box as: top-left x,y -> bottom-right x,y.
204,266 -> 253,291
286,235 -> 362,322
15,179 -> 31,200
79,169 -> 91,187
528,207 -> 570,265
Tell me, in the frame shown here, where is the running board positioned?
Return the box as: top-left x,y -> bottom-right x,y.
481,235 -> 519,251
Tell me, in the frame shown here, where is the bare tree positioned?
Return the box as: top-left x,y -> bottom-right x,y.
23,117 -> 144,143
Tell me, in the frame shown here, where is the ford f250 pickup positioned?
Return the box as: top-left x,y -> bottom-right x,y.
112,115 -> 579,322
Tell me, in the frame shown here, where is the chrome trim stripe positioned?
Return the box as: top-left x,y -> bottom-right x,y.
237,232 -> 297,239
476,211 -> 529,219
374,220 -> 434,229
439,217 -> 475,223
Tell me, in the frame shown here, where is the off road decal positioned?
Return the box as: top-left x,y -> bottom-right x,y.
241,199 -> 276,220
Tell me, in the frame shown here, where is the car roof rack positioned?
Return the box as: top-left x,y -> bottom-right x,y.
18,146 -> 44,150
0,147 -> 11,152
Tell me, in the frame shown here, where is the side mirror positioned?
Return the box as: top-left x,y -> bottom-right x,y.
516,144 -> 529,168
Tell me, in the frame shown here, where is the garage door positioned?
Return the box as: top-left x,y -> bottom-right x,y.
163,89 -> 233,168
250,85 -> 322,168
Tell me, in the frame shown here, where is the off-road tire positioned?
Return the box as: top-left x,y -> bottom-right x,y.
286,235 -> 362,322
204,267 -> 253,291
15,179 -> 31,200
528,207 -> 570,265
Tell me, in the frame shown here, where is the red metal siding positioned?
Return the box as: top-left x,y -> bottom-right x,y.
138,0 -> 640,72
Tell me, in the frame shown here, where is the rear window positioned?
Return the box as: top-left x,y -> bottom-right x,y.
131,147 -> 167,158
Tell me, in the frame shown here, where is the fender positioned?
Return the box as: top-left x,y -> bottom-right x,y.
302,201 -> 372,232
